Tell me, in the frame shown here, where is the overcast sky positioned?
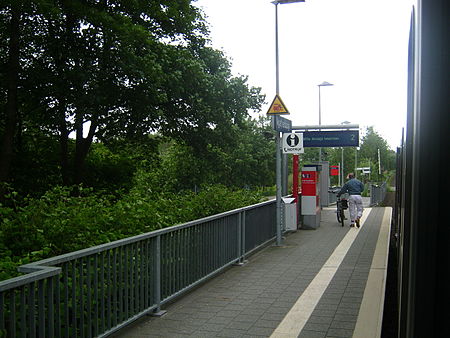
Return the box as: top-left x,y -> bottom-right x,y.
194,0 -> 414,149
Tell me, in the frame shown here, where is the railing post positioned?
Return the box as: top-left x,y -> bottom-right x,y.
234,210 -> 247,266
241,210 -> 246,262
152,236 -> 166,316
370,184 -> 374,206
237,211 -> 242,261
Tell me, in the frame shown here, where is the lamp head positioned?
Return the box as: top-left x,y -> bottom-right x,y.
318,81 -> 334,87
272,0 -> 305,4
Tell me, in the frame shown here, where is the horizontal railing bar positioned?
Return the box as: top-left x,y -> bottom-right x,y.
0,266 -> 60,292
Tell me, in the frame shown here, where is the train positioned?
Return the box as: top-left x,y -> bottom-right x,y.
390,0 -> 449,337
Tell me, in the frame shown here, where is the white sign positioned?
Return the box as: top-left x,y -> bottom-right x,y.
282,133 -> 304,154
357,167 -> 371,174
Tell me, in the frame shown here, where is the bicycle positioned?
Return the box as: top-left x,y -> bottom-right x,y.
336,195 -> 348,227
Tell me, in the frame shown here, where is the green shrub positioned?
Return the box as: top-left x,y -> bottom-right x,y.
0,184 -> 263,280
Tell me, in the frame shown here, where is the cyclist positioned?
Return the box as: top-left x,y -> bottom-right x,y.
337,173 -> 364,227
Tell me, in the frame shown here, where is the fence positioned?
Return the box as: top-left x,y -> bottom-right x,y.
0,200 -> 276,338
328,191 -> 338,205
370,182 -> 387,206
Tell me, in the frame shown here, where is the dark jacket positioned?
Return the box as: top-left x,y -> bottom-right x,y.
337,178 -> 364,197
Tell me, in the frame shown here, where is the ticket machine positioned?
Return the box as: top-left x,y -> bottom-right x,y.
301,164 -> 321,229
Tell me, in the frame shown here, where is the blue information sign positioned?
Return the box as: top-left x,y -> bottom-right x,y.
274,115 -> 292,133
302,130 -> 359,147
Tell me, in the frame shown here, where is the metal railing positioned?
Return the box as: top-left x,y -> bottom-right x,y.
370,182 -> 387,206
0,200 -> 276,337
328,191 -> 338,205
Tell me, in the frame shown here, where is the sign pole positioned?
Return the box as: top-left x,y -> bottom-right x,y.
274,2 -> 282,246
271,0 -> 305,245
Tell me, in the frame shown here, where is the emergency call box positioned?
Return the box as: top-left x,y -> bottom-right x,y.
301,165 -> 321,216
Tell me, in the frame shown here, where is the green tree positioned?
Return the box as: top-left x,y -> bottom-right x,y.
359,126 -> 395,181
1,0 -> 265,196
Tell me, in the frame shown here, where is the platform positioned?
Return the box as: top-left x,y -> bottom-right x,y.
113,201 -> 391,338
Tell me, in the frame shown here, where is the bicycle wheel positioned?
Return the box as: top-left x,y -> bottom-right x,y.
339,209 -> 345,226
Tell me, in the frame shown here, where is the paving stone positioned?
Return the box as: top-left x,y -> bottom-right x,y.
190,311 -> 217,319
207,316 -> 235,325
319,297 -> 341,305
246,326 -> 274,336
325,327 -> 353,337
198,305 -> 227,313
260,312 -> 286,321
311,309 -> 336,317
200,323 -> 228,332
215,328 -> 246,337
223,304 -> 246,311
329,320 -> 356,330
241,307 -> 266,316
308,315 -> 334,325
234,314 -> 260,323
215,310 -> 241,318
338,301 -> 361,309
252,318 -> 280,329
321,293 -> 342,300
226,320 -> 254,330
334,307 -> 359,316
333,313 -> 358,323
190,331 -> 218,337
303,322 -> 331,332
298,330 -> 327,338
316,303 -> 339,311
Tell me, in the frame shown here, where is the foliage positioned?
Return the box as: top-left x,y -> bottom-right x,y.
0,182 -> 263,280
0,0 -> 264,190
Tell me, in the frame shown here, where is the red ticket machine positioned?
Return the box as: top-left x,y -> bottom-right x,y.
301,165 -> 321,229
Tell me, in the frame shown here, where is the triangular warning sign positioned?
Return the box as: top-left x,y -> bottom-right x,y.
267,94 -> 290,115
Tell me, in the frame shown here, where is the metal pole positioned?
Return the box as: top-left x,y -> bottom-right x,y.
283,152 -> 288,195
338,164 -> 341,186
318,86 -> 322,161
378,148 -> 381,176
341,147 -> 344,184
293,154 -> 299,201
274,2 -> 282,246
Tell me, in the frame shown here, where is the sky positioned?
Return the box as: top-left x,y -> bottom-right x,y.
194,0 -> 414,150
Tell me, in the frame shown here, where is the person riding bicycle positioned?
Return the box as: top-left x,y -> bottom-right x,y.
337,173 -> 364,228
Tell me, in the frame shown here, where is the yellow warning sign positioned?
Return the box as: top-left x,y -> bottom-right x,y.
267,94 -> 290,115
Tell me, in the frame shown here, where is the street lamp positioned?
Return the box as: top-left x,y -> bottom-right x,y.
272,0 -> 305,246
318,81 -> 334,161
272,0 -> 306,94
272,0 -> 305,3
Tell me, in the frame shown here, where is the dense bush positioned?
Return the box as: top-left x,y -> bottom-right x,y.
0,184 -> 263,280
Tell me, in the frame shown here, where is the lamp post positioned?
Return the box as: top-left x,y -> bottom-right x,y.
340,121 -> 351,185
272,0 -> 305,246
318,81 -> 334,161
